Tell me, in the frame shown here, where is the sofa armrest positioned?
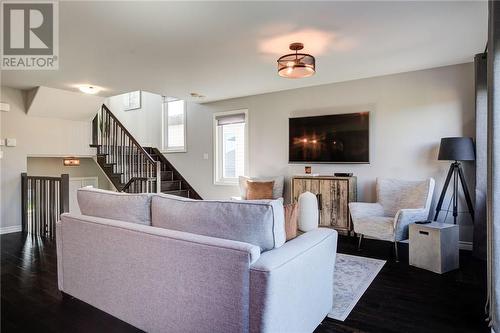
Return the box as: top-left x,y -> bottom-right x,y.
349,202 -> 384,220
249,228 -> 337,333
394,208 -> 429,241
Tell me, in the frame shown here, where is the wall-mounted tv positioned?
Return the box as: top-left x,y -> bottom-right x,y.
289,112 -> 370,163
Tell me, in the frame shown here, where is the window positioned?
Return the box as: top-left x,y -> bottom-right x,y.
214,110 -> 248,185
162,98 -> 186,153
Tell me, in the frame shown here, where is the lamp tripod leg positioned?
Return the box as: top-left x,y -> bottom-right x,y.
453,165 -> 458,225
434,163 -> 455,221
457,164 -> 475,223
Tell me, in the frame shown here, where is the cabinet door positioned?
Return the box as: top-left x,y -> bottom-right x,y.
335,180 -> 349,230
319,179 -> 334,227
292,178 -> 320,203
318,179 -> 349,230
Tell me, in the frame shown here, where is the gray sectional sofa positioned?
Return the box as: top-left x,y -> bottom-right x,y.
56,188 -> 338,333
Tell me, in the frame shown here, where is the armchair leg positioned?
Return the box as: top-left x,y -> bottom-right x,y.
357,234 -> 363,251
394,241 -> 399,262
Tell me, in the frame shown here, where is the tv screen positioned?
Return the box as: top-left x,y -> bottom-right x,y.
289,112 -> 370,163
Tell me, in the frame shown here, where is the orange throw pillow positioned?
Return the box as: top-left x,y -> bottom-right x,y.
246,180 -> 274,200
284,203 -> 298,241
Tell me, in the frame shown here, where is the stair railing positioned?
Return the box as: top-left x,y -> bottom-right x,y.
21,173 -> 69,238
92,104 -> 160,193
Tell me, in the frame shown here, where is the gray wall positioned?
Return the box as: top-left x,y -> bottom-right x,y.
166,63 -> 476,242
27,157 -> 112,190
0,86 -> 96,230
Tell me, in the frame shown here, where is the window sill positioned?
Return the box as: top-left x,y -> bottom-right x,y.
161,149 -> 187,154
214,180 -> 238,186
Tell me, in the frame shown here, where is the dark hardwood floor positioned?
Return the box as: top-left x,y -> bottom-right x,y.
1,232 -> 487,333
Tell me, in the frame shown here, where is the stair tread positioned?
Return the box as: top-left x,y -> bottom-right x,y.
162,189 -> 190,198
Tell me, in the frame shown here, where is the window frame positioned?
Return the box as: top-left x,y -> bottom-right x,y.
213,109 -> 249,186
123,91 -> 141,111
162,98 -> 187,153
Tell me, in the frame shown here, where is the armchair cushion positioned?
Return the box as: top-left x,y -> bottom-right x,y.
377,179 -> 432,217
348,202 -> 384,219
352,216 -> 395,241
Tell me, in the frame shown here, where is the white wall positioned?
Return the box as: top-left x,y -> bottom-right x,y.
0,86 -> 96,230
105,91 -> 162,148
167,63 -> 475,241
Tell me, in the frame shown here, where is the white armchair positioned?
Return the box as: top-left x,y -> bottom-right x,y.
349,178 -> 435,261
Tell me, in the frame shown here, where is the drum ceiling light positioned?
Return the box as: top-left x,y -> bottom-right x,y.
277,43 -> 315,79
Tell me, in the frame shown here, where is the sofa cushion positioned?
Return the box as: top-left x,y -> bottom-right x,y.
151,194 -> 286,252
77,188 -> 152,225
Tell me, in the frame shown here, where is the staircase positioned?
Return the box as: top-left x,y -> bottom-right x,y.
91,104 -> 202,199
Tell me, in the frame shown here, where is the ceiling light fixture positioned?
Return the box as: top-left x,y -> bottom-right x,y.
277,43 -> 315,79
78,85 -> 101,94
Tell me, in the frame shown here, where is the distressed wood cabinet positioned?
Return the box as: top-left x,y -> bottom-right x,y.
291,176 -> 357,235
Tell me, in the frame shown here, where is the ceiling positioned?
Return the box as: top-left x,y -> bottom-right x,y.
1,1 -> 488,103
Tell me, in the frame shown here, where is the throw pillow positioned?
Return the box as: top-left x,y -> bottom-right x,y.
238,175 -> 285,199
284,203 -> 298,241
246,180 -> 274,200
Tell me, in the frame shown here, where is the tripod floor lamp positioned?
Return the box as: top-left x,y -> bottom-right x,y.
434,137 -> 475,224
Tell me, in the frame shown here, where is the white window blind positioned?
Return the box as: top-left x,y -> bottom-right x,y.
215,113 -> 246,126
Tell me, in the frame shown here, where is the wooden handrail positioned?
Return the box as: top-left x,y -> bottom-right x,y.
101,105 -> 155,163
25,175 -> 65,181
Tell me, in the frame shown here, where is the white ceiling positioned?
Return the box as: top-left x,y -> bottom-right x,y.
26,86 -> 104,121
1,1 -> 488,103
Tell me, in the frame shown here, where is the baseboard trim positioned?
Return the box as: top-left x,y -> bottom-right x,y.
0,225 -> 22,235
459,241 -> 473,251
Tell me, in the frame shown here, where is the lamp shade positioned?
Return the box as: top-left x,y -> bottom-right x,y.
438,137 -> 475,161
277,43 -> 316,79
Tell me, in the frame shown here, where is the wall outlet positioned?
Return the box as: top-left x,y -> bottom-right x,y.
0,102 -> 10,112
6,138 -> 16,147
0,139 -> 4,146
203,153 -> 209,160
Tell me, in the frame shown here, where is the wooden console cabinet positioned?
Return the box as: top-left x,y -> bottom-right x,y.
291,176 -> 357,235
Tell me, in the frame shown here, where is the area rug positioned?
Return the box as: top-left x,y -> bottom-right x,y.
328,253 -> 386,321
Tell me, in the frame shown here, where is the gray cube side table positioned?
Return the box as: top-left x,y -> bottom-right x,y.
409,222 -> 459,274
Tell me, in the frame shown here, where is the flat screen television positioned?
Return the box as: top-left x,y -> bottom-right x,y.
289,112 -> 370,163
